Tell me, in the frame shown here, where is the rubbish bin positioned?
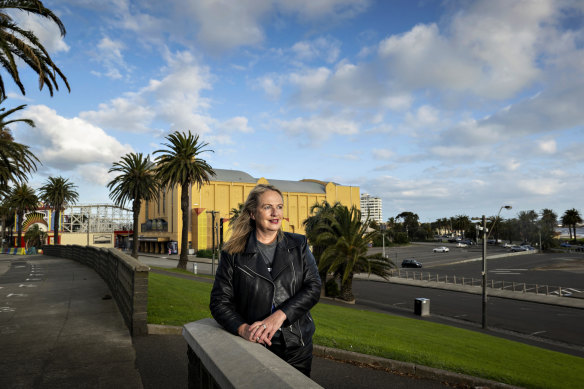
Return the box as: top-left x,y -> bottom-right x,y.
414,298 -> 430,316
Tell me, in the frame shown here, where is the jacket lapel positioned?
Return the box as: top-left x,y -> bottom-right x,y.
270,234 -> 296,279
241,232 -> 272,280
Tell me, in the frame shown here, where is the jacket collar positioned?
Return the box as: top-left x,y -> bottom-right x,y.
243,231 -> 298,279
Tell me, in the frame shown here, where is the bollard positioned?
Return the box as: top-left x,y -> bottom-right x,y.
193,263 -> 198,274
414,298 -> 430,316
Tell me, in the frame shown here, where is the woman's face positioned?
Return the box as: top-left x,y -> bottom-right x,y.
251,190 -> 284,235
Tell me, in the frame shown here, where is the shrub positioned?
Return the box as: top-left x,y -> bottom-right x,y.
325,278 -> 340,297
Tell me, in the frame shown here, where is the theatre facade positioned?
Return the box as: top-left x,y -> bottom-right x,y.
138,169 -> 360,254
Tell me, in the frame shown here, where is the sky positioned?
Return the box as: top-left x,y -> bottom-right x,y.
6,0 -> 584,223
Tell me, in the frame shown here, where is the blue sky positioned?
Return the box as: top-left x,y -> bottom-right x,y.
7,0 -> 584,222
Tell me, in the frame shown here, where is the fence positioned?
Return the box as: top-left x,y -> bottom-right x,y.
392,269 -> 576,298
42,244 -> 149,335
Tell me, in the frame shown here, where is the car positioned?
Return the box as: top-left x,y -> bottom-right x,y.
501,242 -> 513,248
560,242 -> 572,248
510,245 -> 528,252
433,246 -> 449,253
461,239 -> 475,245
456,242 -> 468,248
401,259 -> 422,268
447,237 -> 461,243
521,245 -> 536,251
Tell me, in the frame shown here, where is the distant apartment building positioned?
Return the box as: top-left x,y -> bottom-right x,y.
360,193 -> 382,224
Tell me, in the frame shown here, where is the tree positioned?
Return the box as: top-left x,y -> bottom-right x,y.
0,99 -> 38,194
303,200 -> 341,296
396,211 -> 419,240
108,153 -> 159,259
452,215 -> 471,238
317,205 -> 394,302
7,182 -> 37,247
518,210 -> 538,243
38,176 -> 78,245
0,195 -> 14,250
154,131 -> 215,270
228,203 -> 244,227
0,0 -> 70,98
561,208 -> 582,242
539,208 -> 558,250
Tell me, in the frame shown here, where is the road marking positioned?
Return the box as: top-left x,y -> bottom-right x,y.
531,331 -> 546,336
26,278 -> 42,281
6,293 -> 27,297
0,307 -> 15,312
19,284 -> 37,288
564,288 -> 583,293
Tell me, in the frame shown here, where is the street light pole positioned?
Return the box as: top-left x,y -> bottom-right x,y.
481,215 -> 487,329
206,210 -> 219,276
479,205 -> 512,330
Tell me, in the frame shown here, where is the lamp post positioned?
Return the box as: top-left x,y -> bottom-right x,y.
477,205 -> 512,329
206,210 -> 219,276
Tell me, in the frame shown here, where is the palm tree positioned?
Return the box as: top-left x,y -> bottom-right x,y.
0,0 -> 70,98
7,182 -> 37,247
303,200 -> 341,296
561,209 -> 582,242
0,100 -> 38,194
228,203 -> 244,227
317,205 -> 394,302
108,153 -> 159,259
154,131 -> 215,270
0,195 -> 14,250
38,176 -> 78,245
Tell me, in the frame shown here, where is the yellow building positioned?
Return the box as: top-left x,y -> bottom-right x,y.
137,169 -> 360,254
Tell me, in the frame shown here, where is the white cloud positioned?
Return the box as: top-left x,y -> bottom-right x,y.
291,37 -> 341,64
537,138 -> 557,154
91,37 -> 130,80
11,11 -> 70,54
276,116 -> 359,141
19,105 -> 132,170
80,96 -> 156,134
372,149 -> 393,160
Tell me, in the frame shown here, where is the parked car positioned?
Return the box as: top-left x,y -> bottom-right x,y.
501,242 -> 513,248
511,245 -> 528,252
456,242 -> 468,248
461,239 -> 475,245
560,242 -> 572,248
433,246 -> 450,253
401,259 -> 422,268
447,237 -> 461,243
521,245 -> 536,251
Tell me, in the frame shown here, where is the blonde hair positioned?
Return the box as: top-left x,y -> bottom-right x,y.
223,184 -> 284,254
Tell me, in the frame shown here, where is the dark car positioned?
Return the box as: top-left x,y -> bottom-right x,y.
401,259 -> 422,268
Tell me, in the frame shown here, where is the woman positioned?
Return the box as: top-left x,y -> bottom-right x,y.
209,184 -> 321,376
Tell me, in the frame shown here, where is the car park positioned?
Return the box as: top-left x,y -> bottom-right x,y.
401,259 -> 422,268
433,246 -> 450,253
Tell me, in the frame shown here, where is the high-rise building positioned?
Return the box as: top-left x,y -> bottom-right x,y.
360,193 -> 382,224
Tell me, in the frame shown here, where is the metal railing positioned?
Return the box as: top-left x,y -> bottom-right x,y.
391,269 -> 579,298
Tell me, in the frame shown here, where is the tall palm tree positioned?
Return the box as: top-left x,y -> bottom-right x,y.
108,153 -> 159,259
0,195 -> 14,250
24,223 -> 45,249
317,205 -> 394,302
0,0 -> 70,98
38,176 -> 78,245
7,182 -> 37,247
0,99 -> 38,194
561,208 -> 582,242
154,131 -> 215,270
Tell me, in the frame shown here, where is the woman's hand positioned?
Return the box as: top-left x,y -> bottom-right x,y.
238,310 -> 287,346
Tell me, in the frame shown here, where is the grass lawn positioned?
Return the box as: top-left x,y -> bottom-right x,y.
148,271 -> 584,389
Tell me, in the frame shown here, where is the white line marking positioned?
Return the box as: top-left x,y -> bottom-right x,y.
6,293 -> 27,297
531,331 -> 546,336
19,284 -> 36,288
25,278 -> 41,281
0,307 -> 15,312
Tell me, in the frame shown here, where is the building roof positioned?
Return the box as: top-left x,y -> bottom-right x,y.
212,169 -> 330,194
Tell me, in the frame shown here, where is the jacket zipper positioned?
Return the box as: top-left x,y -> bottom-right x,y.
242,264 -> 277,318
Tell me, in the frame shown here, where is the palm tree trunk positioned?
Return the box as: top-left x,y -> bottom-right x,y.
178,182 -> 189,270
132,200 -> 140,259
0,216 -> 5,252
340,276 -> 355,302
53,209 -> 60,245
17,211 -> 23,247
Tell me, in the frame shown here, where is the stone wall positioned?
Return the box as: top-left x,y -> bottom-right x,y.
42,245 -> 149,336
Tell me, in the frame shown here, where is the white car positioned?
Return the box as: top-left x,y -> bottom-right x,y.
456,242 -> 468,248
433,246 -> 450,253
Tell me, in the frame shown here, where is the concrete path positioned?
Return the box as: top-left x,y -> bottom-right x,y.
0,254 -> 142,388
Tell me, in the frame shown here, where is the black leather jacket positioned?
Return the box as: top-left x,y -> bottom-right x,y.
210,232 -> 321,347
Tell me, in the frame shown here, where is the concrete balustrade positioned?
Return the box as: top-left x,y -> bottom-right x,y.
183,318 -> 323,389
42,245 -> 149,335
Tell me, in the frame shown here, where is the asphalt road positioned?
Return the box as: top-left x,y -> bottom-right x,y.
139,245 -> 584,358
